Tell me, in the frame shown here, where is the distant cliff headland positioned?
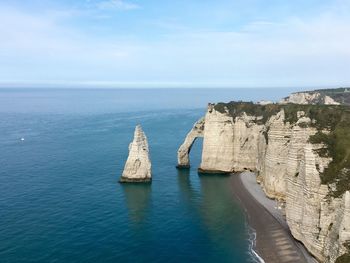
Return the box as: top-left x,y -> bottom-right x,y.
177,88 -> 350,263
280,87 -> 350,105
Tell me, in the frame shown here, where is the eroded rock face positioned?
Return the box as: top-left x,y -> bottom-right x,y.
199,104 -> 236,173
199,104 -> 266,174
258,111 -> 292,199
286,144 -> 350,262
279,92 -> 340,105
178,104 -> 349,262
177,117 -> 205,168
120,125 -> 151,183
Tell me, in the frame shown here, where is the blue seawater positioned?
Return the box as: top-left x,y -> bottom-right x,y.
0,88 -> 297,263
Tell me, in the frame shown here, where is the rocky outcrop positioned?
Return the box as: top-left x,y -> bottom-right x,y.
177,102 -> 350,262
120,125 -> 152,183
280,91 -> 340,105
281,88 -> 350,106
177,117 -> 205,168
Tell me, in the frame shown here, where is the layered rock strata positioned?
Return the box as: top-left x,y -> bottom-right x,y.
120,125 -> 152,183
177,103 -> 350,262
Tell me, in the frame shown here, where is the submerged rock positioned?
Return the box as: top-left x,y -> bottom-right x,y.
120,125 -> 152,183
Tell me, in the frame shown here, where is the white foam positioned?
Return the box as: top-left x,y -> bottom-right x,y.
247,224 -> 265,263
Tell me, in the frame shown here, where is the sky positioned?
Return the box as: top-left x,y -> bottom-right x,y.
1,0 -> 350,88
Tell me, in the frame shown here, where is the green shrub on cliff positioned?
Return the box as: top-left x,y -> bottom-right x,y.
214,101 -> 281,124
314,87 -> 350,105
309,108 -> 350,197
336,254 -> 350,263
335,241 -> 350,263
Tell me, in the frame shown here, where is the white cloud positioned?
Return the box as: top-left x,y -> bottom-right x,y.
0,7 -> 134,57
97,0 -> 140,11
0,2 -> 350,87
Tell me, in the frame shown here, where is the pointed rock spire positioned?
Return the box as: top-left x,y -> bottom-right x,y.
120,125 -> 152,183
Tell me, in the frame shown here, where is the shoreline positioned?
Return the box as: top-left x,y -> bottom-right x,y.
230,172 -> 318,263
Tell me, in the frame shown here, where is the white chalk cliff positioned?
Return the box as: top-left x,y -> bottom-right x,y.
177,104 -> 350,263
120,125 -> 151,183
280,92 -> 340,105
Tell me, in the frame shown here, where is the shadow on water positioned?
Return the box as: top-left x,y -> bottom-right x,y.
176,168 -> 197,201
198,174 -> 236,229
197,173 -> 251,262
176,169 -> 250,261
121,184 -> 152,226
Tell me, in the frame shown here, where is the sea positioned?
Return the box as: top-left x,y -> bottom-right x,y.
0,88 -> 299,263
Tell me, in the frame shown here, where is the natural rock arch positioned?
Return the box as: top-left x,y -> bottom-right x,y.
176,117 -> 205,168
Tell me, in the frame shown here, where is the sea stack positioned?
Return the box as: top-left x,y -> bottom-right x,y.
120,125 -> 152,183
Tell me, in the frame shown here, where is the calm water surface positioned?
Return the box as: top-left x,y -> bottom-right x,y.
0,88 -> 297,262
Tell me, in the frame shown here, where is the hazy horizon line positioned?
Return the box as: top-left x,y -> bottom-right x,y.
0,81 -> 348,90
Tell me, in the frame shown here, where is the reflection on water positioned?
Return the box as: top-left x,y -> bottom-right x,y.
197,174 -> 252,262
177,169 -> 197,201
199,174 -> 236,230
121,184 -> 152,225
176,170 -> 252,262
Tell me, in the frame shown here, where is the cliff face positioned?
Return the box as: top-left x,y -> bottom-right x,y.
178,103 -> 350,263
280,87 -> 350,106
199,105 -> 236,173
286,145 -> 350,262
280,91 -> 340,105
120,125 -> 152,183
199,104 -> 264,173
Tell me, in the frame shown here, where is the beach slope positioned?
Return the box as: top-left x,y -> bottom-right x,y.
231,172 -> 318,263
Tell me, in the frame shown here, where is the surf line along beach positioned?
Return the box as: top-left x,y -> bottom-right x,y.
230,172 -> 318,263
